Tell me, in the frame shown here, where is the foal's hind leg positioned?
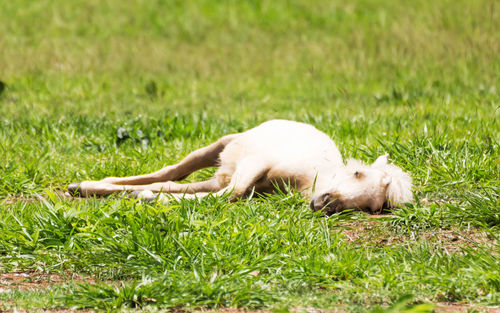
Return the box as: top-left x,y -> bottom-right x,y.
73,178 -> 221,197
68,134 -> 238,196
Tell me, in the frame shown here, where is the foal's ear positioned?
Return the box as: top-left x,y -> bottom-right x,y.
371,153 -> 413,208
372,153 -> 389,167
382,165 -> 413,208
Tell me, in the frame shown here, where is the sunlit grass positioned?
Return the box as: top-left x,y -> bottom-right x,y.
0,0 -> 499,311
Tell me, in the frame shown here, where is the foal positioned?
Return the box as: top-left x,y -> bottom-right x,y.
68,120 -> 413,214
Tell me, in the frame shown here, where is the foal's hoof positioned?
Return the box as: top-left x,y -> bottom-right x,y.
132,190 -> 156,201
67,182 -> 82,197
133,190 -> 168,203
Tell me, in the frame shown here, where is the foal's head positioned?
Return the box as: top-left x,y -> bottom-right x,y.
310,154 -> 413,214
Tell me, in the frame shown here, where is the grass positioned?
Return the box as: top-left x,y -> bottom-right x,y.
0,0 -> 499,312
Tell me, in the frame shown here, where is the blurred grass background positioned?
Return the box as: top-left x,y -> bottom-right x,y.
0,1 -> 499,311
1,0 -> 498,117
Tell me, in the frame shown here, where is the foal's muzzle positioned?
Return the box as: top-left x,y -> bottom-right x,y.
310,193 -> 342,214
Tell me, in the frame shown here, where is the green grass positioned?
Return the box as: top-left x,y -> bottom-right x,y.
0,0 -> 499,312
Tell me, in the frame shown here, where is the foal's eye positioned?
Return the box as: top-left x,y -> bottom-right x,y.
354,171 -> 360,178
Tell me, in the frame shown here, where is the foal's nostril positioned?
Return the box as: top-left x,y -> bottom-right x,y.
310,193 -> 333,212
320,193 -> 331,205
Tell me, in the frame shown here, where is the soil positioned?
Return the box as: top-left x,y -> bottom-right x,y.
0,271 -> 96,291
335,219 -> 497,253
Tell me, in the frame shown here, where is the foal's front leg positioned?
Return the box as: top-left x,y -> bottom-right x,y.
136,159 -> 269,203
133,157 -> 270,202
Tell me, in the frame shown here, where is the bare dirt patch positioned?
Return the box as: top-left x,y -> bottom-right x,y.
171,305 -> 500,313
2,191 -> 76,205
334,219 -> 497,253
0,272 -> 64,291
0,271 -> 96,292
4,196 -> 42,205
435,303 -> 500,313
0,309 -> 95,313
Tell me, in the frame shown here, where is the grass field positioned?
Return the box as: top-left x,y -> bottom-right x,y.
0,0 -> 499,312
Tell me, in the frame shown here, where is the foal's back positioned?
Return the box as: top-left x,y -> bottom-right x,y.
217,120 -> 344,187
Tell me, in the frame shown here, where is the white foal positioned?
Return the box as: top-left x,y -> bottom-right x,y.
68,120 -> 413,214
